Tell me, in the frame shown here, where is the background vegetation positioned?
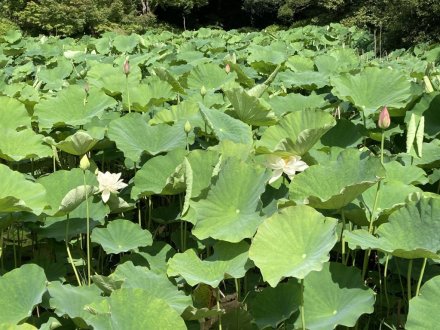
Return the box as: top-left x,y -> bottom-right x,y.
1,0 -> 440,49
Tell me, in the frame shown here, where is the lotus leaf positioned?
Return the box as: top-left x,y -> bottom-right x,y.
91,219 -> 153,254
249,205 -> 338,287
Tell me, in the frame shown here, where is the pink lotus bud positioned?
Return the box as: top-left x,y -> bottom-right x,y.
378,106 -> 390,129
225,63 -> 231,74
123,57 -> 130,76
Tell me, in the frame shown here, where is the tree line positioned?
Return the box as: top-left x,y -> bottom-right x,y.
1,0 -> 439,48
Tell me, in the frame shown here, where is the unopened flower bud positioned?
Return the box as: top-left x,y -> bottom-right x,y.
184,120 -> 192,134
225,63 -> 231,74
123,57 -> 130,76
80,154 -> 90,171
378,106 -> 391,129
200,85 -> 207,97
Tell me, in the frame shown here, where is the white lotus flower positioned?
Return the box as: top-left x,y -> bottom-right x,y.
97,171 -> 128,203
266,155 -> 308,184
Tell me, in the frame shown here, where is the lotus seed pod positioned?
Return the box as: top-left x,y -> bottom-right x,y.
378,106 -> 391,129
80,154 -> 90,171
200,85 -> 207,97
184,120 -> 192,134
123,57 -> 130,76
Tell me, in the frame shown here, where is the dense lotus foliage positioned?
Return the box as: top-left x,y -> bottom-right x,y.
0,25 -> 440,329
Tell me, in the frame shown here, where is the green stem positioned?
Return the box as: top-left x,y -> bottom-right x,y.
217,288 -> 222,330
147,197 -> 152,231
407,259 -> 413,302
83,171 -> 91,286
0,229 -> 3,272
380,131 -> 385,165
394,258 -> 406,304
65,215 -> 82,286
383,254 -> 390,315
235,278 -> 240,301
341,209 -> 347,265
415,258 -> 427,296
126,76 -> 131,113
300,278 -> 306,330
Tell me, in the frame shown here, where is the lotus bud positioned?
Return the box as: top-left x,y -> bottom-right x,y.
184,120 -> 192,134
80,154 -> 90,171
225,63 -> 231,74
378,106 -> 391,129
123,56 -> 130,76
200,85 -> 207,97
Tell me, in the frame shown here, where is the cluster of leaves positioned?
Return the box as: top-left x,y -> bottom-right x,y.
0,24 -> 440,329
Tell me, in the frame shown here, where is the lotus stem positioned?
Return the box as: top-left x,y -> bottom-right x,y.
341,209 -> 347,265
415,258 -> 427,296
65,215 -> 82,286
83,171 -> 91,286
380,131 -> 385,165
217,287 -> 222,330
126,76 -> 131,113
407,259 -> 413,302
0,229 -> 3,272
300,278 -> 306,330
384,254 -> 390,315
235,278 -> 240,301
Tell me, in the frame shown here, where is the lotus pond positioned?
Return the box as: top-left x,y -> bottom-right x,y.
1,24 -> 440,329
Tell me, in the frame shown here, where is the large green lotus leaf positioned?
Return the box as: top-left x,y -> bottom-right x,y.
91,219 -> 152,254
86,61 -> 142,95
249,205 -> 337,287
52,130 -> 99,155
224,88 -> 277,126
0,164 -> 47,214
131,149 -> 187,198
187,62 -> 235,91
35,85 -> 117,128
383,161 -> 428,185
0,323 -> 37,330
289,149 -> 385,209
257,110 -> 336,156
408,92 -> 440,139
0,264 -> 47,324
314,48 -> 359,74
112,34 -> 139,53
188,159 -> 270,242
0,129 -> 52,161
107,113 -> 186,163
167,241 -> 252,287
0,96 -> 31,130
113,261 -> 192,314
267,93 -> 329,117
345,198 -> 440,259
37,58 -> 72,89
359,181 -> 422,219
277,70 -> 329,90
130,241 -> 176,274
48,282 -> 106,329
247,280 -> 301,329
108,288 -> 186,329
122,77 -> 175,112
406,275 -> 440,329
199,103 -> 253,146
294,262 -> 375,330
37,169 -> 99,216
248,44 -> 287,66
331,67 -> 413,117
150,101 -> 206,130
59,185 -> 99,214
